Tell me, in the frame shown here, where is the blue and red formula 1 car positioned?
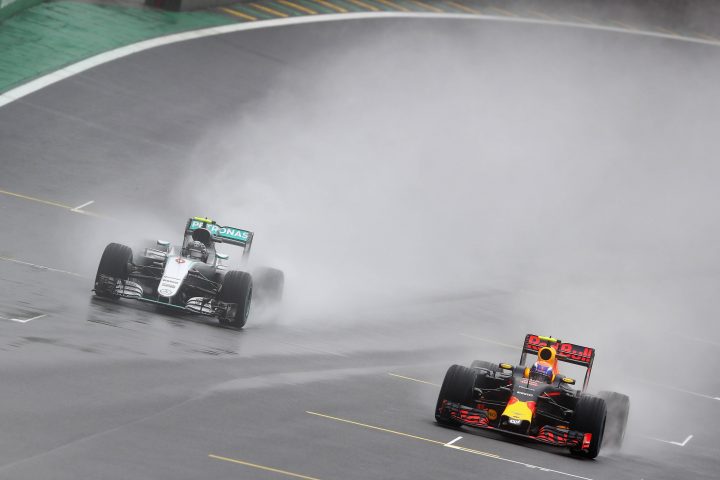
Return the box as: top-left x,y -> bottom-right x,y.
435,334 -> 630,458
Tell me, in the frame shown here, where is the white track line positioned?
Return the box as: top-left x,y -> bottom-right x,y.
678,335 -> 720,348
0,255 -> 87,278
641,434 -> 693,447
640,379 -> 720,402
387,372 -> 440,386
8,314 -> 47,324
444,435 -> 462,446
444,443 -> 593,480
2,12 -> 720,109
71,200 -> 94,213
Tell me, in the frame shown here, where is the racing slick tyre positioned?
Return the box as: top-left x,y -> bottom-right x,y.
253,267 -> 284,305
94,243 -> 133,298
218,271 -> 253,328
570,394 -> 607,459
435,364 -> 476,427
598,391 -> 630,449
470,360 -> 500,374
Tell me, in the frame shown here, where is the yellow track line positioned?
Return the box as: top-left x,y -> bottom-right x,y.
375,0 -> 409,12
311,0 -> 347,12
410,0 -> 443,13
0,255 -> 86,278
388,372 -> 440,386
277,0 -> 317,14
348,0 -> 379,11
0,188 -> 74,210
307,411 -> 446,445
209,454 -> 323,480
0,188 -> 102,217
249,2 -> 289,17
219,7 -> 257,20
305,411 -> 595,479
444,0 -> 480,14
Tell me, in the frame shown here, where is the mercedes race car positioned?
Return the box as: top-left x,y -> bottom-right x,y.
93,217 -> 284,328
435,334 -> 630,458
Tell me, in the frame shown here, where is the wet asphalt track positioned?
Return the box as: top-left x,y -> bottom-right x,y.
1,18 -> 719,480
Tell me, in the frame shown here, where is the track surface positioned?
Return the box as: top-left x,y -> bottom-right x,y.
1,18 -> 718,480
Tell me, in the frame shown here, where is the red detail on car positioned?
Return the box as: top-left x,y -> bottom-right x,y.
507,396 -> 519,405
582,433 -> 592,450
527,401 -> 536,413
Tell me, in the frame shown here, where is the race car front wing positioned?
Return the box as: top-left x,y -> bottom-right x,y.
95,275 -> 234,319
438,400 -> 590,450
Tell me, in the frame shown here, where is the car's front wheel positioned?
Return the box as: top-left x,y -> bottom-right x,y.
435,364 -> 476,427
94,243 -> 133,298
570,394 -> 607,459
217,271 -> 252,328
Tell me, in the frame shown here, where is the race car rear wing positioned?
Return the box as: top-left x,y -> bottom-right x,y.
519,334 -> 596,391
185,217 -> 254,260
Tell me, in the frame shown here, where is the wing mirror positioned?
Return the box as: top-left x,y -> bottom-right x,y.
561,377 -> 576,385
216,252 -> 229,261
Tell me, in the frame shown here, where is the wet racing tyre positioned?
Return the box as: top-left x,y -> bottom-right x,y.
570,394 -> 607,459
598,390 -> 630,449
435,364 -> 476,427
218,271 -> 253,328
94,243 -> 133,298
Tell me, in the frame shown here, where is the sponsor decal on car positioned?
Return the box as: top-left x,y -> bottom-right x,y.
159,276 -> 181,297
189,220 -> 251,242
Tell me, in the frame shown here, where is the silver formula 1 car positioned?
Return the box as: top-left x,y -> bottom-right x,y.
93,216 -> 284,328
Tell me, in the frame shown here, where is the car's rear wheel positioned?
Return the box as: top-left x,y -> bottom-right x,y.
598,390 -> 630,449
94,243 -> 133,298
435,364 -> 476,427
570,394 -> 607,459
218,271 -> 252,328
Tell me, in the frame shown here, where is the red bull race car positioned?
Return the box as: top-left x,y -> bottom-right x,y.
435,334 -> 630,458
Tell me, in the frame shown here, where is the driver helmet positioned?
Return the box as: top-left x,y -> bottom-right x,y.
187,240 -> 208,261
528,361 -> 554,384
